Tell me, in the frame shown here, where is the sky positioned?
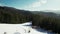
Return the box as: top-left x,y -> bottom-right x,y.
0,0 -> 60,11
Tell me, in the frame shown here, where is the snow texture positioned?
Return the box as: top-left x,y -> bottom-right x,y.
0,22 -> 54,34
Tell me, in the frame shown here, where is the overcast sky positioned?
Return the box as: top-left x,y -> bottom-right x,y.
0,0 -> 60,11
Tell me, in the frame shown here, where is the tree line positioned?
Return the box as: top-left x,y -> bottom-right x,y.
32,14 -> 60,33
0,6 -> 60,33
0,6 -> 31,24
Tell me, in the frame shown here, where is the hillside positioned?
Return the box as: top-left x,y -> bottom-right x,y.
31,11 -> 60,18
0,6 -> 60,33
32,11 -> 60,33
0,22 -> 55,34
0,6 -> 32,24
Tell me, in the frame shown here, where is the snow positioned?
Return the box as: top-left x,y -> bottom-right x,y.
0,22 -> 54,34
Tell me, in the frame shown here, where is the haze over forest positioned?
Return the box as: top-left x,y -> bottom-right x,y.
0,0 -> 60,34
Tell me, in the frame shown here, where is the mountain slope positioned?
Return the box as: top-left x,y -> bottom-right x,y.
0,22 -> 55,34
31,11 -> 60,18
0,6 -> 32,24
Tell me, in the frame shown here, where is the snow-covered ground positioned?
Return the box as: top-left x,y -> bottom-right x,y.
0,22 -> 54,34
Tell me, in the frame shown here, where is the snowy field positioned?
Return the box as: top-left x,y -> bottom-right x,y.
0,22 -> 54,34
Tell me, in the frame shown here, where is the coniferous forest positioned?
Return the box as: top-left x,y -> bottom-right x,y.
0,6 -> 32,24
0,6 -> 60,33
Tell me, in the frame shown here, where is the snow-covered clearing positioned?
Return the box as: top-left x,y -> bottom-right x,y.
0,22 -> 54,34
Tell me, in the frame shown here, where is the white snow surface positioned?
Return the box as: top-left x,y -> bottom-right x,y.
0,22 -> 52,34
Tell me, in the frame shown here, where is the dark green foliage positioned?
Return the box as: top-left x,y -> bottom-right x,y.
0,6 -> 60,33
0,6 -> 32,24
32,13 -> 60,33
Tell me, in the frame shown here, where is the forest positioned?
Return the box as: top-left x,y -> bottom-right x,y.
0,6 -> 60,33
0,6 -> 32,24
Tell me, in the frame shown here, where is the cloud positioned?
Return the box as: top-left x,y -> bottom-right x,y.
48,8 -> 60,10
28,0 -> 47,8
24,0 -> 47,11
40,0 -> 47,4
29,1 -> 41,8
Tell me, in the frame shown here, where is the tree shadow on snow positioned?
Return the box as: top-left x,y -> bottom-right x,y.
35,28 -> 56,34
